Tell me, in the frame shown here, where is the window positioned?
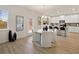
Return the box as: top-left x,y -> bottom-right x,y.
0,10 -> 8,29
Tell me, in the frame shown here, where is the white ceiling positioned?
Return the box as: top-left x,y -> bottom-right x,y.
21,5 -> 79,16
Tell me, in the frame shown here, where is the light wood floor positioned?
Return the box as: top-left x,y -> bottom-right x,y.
0,33 -> 79,54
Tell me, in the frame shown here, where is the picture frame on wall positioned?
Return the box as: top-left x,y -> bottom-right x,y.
0,10 -> 8,29
16,16 -> 24,31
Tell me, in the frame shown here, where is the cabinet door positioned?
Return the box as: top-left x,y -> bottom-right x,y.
68,27 -> 79,33
65,16 -> 70,23
52,17 -> 59,23
66,15 -> 79,23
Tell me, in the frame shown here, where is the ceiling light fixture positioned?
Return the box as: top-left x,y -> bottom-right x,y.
72,8 -> 76,11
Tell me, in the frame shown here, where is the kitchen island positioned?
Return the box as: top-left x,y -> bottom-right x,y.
33,29 -> 57,47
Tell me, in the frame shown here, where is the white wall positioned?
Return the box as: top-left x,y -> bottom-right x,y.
0,5 -> 41,43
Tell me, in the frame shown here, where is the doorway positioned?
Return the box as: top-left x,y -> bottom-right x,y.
27,18 -> 32,35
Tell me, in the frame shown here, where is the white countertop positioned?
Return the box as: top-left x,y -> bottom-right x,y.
34,29 -> 54,33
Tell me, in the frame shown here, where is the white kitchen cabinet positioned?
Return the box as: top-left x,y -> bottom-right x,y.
68,27 -> 79,33
52,14 -> 79,23
52,17 -> 59,23
65,15 -> 79,23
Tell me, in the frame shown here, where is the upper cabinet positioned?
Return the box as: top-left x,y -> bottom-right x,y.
51,17 -> 59,23
65,15 -> 79,23
52,14 -> 79,23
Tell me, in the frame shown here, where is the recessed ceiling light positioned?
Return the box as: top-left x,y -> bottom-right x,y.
72,8 -> 76,11
72,8 -> 77,13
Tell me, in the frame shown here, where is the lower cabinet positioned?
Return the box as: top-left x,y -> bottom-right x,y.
68,27 -> 79,33
33,31 -> 57,47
